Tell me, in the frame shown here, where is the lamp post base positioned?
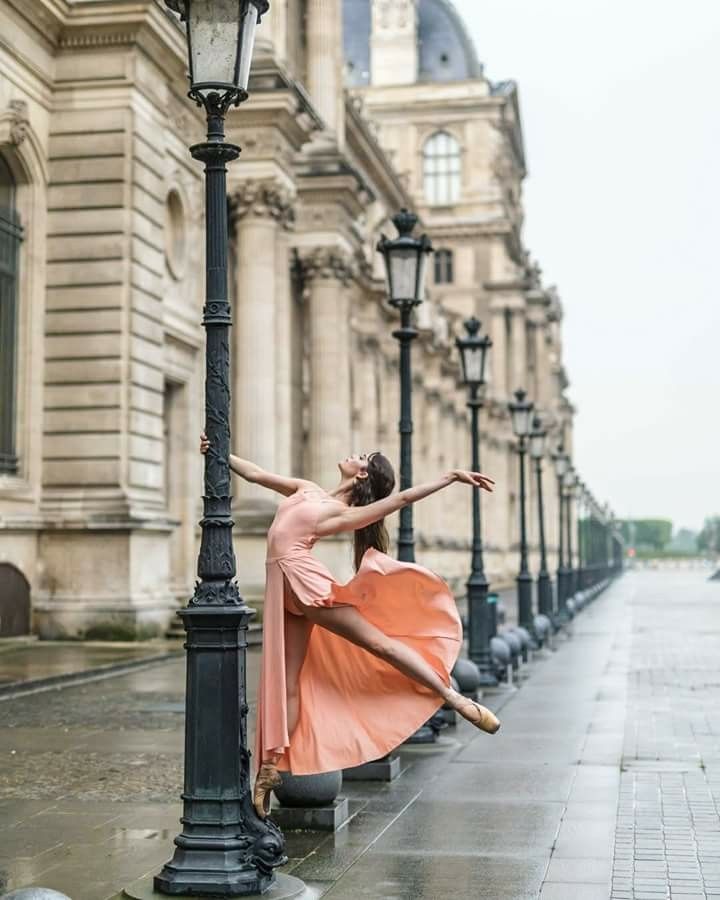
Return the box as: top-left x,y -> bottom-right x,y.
125,872 -> 305,900
537,571 -> 553,618
516,571 -> 535,649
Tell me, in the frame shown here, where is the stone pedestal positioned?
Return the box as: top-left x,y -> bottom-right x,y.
343,752 -> 402,782
271,796 -> 351,832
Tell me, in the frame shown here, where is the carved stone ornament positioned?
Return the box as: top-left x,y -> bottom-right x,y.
230,181 -> 295,231
9,100 -> 28,147
296,247 -> 355,285
375,0 -> 414,32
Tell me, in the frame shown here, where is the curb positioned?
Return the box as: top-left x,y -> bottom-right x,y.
0,650 -> 184,702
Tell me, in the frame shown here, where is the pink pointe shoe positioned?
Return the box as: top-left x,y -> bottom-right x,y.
453,693 -> 501,734
253,762 -> 282,819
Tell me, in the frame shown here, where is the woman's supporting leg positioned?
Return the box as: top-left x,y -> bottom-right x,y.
300,602 -> 453,703
283,606 -> 315,740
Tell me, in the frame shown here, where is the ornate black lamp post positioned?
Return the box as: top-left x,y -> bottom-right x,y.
552,446 -> 570,621
154,3 -> 288,896
604,504 -> 614,581
529,416 -> 552,620
377,210 -> 433,563
508,389 -> 535,644
575,481 -> 586,590
563,467 -> 578,600
456,317 -> 496,685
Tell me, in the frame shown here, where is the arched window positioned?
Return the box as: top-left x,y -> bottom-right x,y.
434,248 -> 454,284
0,154 -> 22,474
423,131 -> 461,206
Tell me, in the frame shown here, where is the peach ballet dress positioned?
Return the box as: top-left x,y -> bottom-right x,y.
253,485 -> 463,776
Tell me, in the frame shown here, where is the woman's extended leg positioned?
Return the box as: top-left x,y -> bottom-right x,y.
300,602 -> 453,702
301,603 -> 499,733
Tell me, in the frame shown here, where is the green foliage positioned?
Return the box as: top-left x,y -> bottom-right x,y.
698,516 -> 720,554
632,548 -> 701,560
618,519 -> 673,552
669,528 -> 699,553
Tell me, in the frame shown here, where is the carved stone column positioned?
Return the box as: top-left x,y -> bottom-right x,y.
355,335 -> 380,451
306,0 -> 343,142
509,305 -> 527,396
527,288 -> 552,409
440,398 -> 457,539
275,208 -> 296,479
230,181 -> 294,521
422,384 -> 442,550
489,298 -> 509,401
298,247 -> 354,491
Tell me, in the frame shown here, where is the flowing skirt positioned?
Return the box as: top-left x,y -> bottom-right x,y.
254,547 -> 463,775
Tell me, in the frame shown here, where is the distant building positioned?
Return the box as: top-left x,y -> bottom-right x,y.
0,0 -> 575,637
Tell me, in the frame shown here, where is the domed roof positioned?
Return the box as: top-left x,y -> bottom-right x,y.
343,0 -> 482,87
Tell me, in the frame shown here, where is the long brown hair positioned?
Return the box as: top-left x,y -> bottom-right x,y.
350,451 -> 396,570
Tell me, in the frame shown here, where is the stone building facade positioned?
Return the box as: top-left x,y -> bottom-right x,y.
0,0 -> 575,638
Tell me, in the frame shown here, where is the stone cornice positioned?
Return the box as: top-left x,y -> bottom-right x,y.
4,0 -> 67,46
423,218 -> 515,241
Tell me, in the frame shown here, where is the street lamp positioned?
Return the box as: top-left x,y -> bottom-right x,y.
576,482 -> 586,591
529,416 -> 552,621
165,0 -> 267,107
456,317 -> 495,685
508,389 -> 535,647
155,3 -> 287,897
552,445 -> 569,621
377,209 -> 433,563
563,467 -> 577,600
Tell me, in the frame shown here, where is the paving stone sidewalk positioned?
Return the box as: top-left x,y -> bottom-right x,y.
0,570 -> 718,899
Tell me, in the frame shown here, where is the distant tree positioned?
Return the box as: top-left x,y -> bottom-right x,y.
669,528 -> 699,553
619,519 -> 673,552
698,516 -> 720,555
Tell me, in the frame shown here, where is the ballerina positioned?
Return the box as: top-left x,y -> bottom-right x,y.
199,432 -> 501,819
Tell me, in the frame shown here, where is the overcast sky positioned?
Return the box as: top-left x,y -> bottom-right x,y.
454,0 -> 719,532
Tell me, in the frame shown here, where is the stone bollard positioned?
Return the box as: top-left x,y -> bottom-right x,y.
490,635 -> 513,686
440,674 -> 461,726
510,626 -> 533,667
452,657 -> 482,700
271,770 -> 350,832
533,613 -> 553,650
498,630 -> 522,680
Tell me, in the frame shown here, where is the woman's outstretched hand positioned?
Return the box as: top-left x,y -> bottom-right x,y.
199,430 -> 210,454
449,469 -> 495,492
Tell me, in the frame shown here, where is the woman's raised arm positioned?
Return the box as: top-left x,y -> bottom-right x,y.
200,432 -> 310,497
315,469 -> 494,537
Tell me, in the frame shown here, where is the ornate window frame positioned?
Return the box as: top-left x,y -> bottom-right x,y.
0,101 -> 48,495
434,248 -> 454,284
422,130 -> 462,206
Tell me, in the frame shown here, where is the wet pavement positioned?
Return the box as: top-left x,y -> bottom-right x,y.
0,640 -> 182,694
0,571 -> 718,899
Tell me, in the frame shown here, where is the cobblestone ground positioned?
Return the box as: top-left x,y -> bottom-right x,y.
0,570 -> 719,899
611,571 -> 720,900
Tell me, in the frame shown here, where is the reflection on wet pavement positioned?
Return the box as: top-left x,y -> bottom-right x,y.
0,642 -> 182,689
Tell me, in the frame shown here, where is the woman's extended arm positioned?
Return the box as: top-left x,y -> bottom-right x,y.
315,470 -> 494,537
200,432 -> 309,497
